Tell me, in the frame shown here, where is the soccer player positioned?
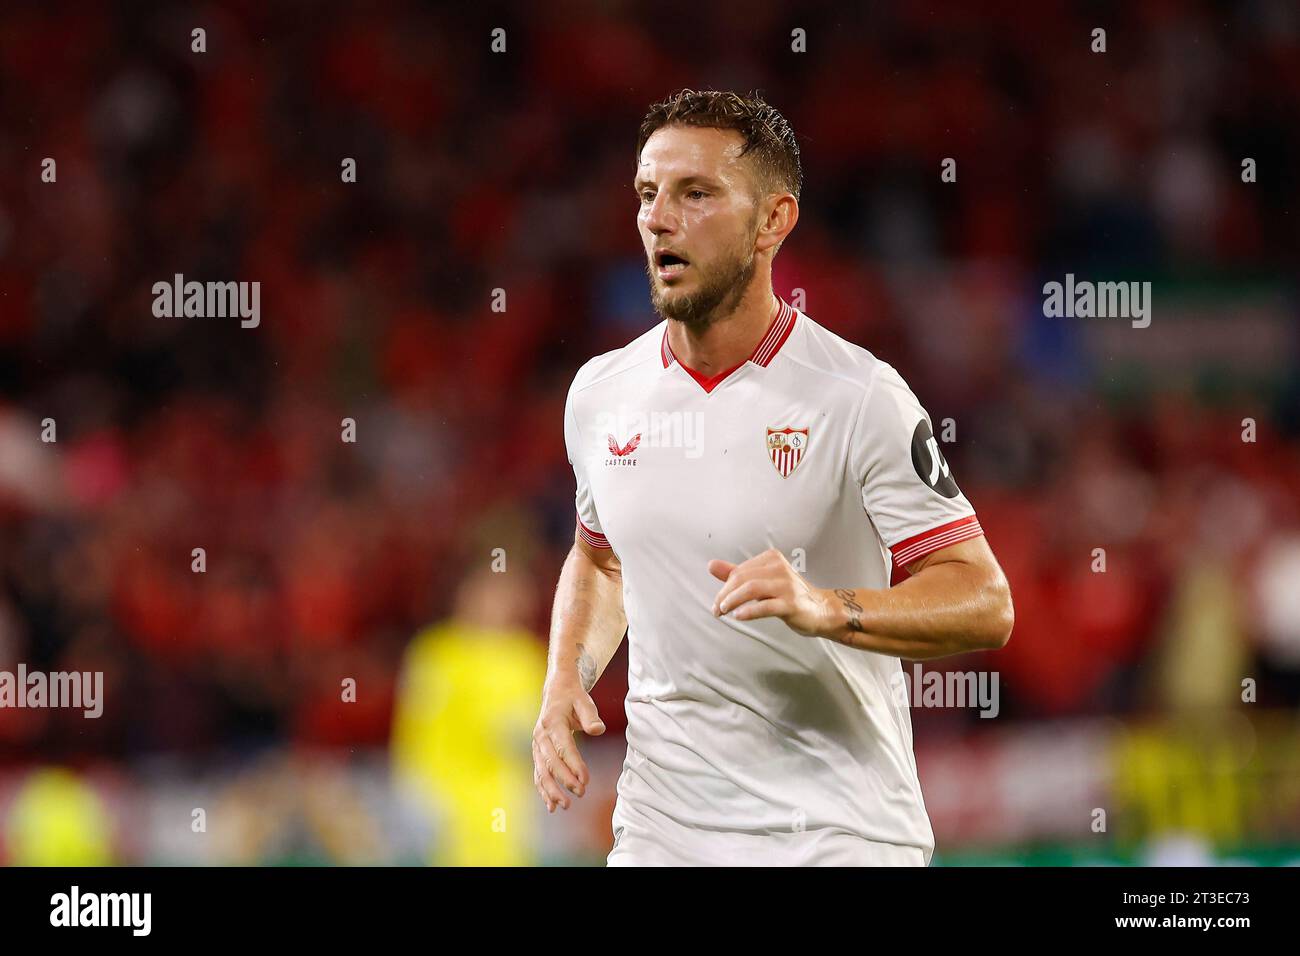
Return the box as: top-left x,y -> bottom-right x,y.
533,89 -> 1014,866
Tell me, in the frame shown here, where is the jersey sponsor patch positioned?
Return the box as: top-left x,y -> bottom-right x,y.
767,426 -> 809,478
909,419 -> 960,498
606,432 -> 641,467
608,432 -> 641,457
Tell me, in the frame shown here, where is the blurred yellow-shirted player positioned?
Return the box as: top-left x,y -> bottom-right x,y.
5,767 -> 113,865
391,565 -> 546,866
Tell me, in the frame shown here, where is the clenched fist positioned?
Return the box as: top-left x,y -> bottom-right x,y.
708,547 -> 836,638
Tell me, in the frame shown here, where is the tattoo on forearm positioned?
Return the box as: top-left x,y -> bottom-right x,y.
833,588 -> 866,634
576,643 -> 597,691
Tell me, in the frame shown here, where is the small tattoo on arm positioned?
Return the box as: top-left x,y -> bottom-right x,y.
833,588 -> 866,634
576,643 -> 597,691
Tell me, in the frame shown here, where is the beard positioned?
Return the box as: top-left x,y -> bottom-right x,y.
646,237 -> 758,331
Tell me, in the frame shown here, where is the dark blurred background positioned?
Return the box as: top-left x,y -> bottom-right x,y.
0,0 -> 1297,865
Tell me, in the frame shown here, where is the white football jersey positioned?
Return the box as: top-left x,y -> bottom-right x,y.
564,296 -> 984,866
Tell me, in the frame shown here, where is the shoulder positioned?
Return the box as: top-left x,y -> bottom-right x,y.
568,321 -> 666,400
781,310 -> 902,400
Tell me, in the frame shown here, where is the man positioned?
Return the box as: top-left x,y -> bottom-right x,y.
394,561 -> 546,865
533,89 -> 1014,866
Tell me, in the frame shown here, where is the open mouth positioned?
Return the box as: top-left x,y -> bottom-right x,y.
655,250 -> 690,279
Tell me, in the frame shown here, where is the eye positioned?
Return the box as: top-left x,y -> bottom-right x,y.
687,189 -> 707,200
639,189 -> 655,203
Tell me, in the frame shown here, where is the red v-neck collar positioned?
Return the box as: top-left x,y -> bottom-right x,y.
660,296 -> 798,394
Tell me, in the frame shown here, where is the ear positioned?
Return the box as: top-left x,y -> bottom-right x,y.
756,192 -> 798,255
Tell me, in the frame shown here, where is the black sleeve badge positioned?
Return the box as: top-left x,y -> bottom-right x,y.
910,419 -> 961,498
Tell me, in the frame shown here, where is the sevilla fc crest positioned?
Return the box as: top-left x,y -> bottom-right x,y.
767,427 -> 809,478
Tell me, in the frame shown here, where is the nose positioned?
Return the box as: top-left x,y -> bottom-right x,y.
642,191 -> 678,236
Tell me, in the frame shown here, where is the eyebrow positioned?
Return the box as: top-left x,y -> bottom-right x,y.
632,174 -> 724,191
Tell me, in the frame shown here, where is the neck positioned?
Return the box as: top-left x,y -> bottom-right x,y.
666,287 -> 779,375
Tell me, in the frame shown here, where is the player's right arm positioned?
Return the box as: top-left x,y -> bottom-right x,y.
532,528 -> 626,812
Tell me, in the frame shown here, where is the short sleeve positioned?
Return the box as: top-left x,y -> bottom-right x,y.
564,379 -> 611,549
850,363 -> 983,568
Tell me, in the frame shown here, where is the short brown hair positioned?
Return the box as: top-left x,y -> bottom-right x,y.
636,89 -> 802,203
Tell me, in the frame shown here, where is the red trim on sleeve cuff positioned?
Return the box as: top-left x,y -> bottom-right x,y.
890,515 -> 982,567
576,516 -> 611,549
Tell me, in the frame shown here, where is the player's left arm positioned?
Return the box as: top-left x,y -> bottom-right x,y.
708,535 -> 1013,659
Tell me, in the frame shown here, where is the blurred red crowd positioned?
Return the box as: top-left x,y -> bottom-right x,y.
0,2 -> 1297,760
